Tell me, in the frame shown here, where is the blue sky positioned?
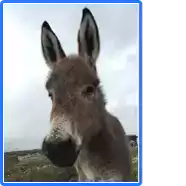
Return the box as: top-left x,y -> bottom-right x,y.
4,4 -> 139,151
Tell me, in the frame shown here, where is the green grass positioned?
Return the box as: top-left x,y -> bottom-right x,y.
131,147 -> 138,181
4,148 -> 138,182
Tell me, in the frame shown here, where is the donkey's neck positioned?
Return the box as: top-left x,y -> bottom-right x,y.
84,118 -> 112,157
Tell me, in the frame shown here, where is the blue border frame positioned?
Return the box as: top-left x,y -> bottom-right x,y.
1,1 -> 142,185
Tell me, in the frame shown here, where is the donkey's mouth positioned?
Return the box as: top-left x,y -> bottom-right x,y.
42,138 -> 79,167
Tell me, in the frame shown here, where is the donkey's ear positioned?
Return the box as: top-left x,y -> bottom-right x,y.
41,21 -> 66,68
78,8 -> 100,66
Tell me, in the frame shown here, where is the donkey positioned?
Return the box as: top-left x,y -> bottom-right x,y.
41,8 -> 132,182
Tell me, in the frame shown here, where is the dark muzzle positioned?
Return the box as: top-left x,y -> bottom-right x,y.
42,137 -> 79,167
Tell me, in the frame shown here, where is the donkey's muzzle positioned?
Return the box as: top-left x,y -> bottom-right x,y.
42,138 -> 79,167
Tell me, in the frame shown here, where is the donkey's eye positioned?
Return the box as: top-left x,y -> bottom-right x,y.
84,85 -> 95,95
48,92 -> 53,100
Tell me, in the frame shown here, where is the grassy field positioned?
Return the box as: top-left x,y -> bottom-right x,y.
4,148 -> 138,182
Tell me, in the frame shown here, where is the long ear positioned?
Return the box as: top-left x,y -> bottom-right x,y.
78,8 -> 100,68
41,21 -> 66,68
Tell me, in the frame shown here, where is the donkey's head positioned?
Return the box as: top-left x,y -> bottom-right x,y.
41,8 -> 106,167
